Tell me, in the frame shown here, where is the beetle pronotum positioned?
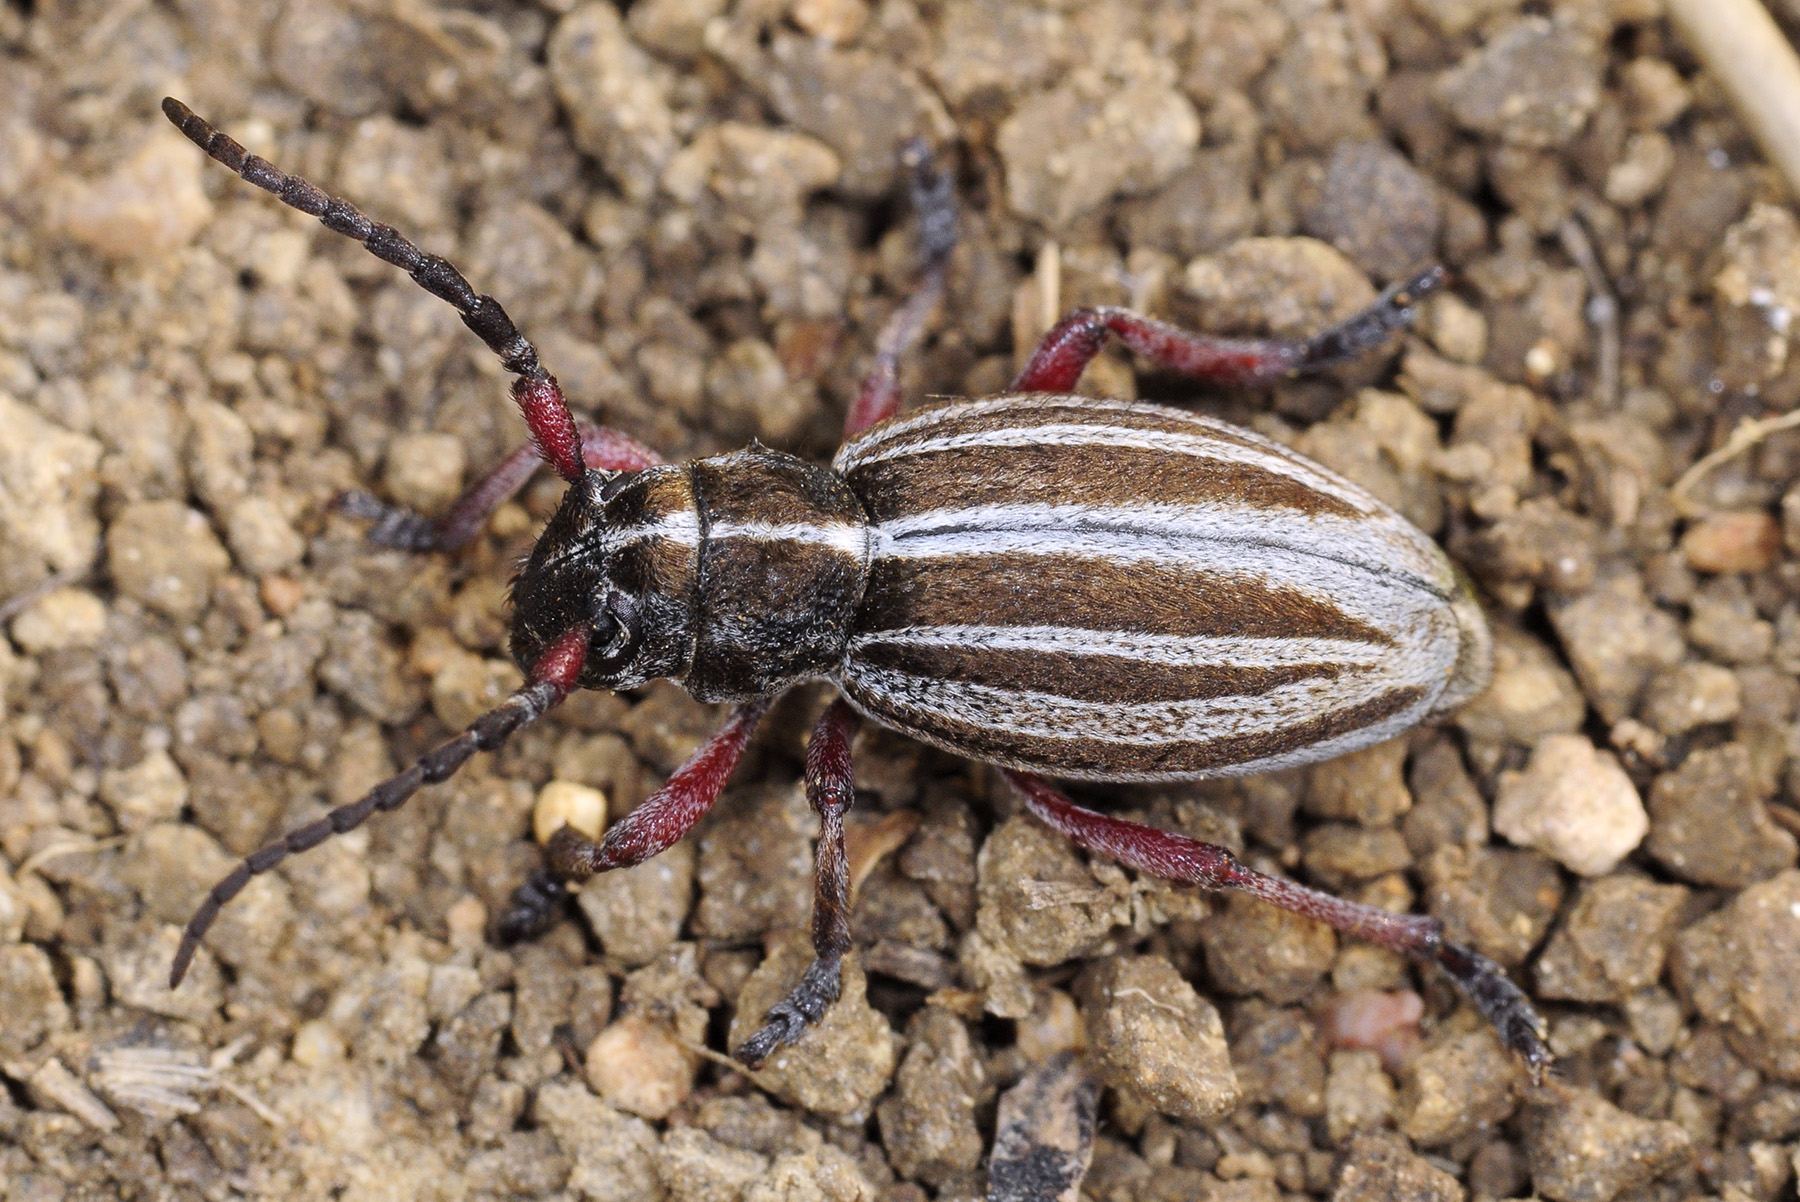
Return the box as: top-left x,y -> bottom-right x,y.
160,97 -> 1548,1075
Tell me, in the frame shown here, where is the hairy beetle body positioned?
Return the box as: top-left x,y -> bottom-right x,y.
515,392 -> 1492,782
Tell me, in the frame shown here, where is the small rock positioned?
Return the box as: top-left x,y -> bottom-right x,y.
1200,889 -> 1336,1003
1620,57 -> 1690,129
1548,574 -> 1686,724
655,1127 -> 768,1202
729,931 -> 895,1118
1074,955 -> 1239,1123
381,431 -> 466,515
1298,141 -> 1441,282
1399,1026 -> 1522,1147
1435,18 -> 1602,148
876,1008 -> 987,1186
1640,661 -> 1742,735
626,0 -> 728,61
1185,238 -> 1377,341
548,2 -> 679,201
55,135 -> 213,260
1492,734 -> 1646,876
585,1013 -> 697,1121
1714,204 -> 1800,381
0,393 -> 101,599
537,780 -> 608,845
1689,575 -> 1775,665
1300,825 -> 1412,890
578,840 -> 695,967
429,646 -> 521,731
1681,510 -> 1781,574
1424,293 -> 1489,365
692,783 -> 814,943
1534,874 -> 1689,1003
705,338 -> 812,445
9,586 -> 107,652
998,71 -> 1201,227
1453,625 -> 1586,748
535,1081 -> 664,1202
106,925 -> 225,1024
0,943 -> 70,1060
788,0 -> 868,44
1304,737 -> 1411,827
1324,1049 -> 1395,1144
97,749 -> 188,830
1603,131 -> 1675,207
975,814 -> 1129,966
1645,744 -> 1796,887
743,1145 -> 877,1202
1425,845 -> 1564,967
108,500 -> 233,625
1332,1128 -> 1461,1202
224,496 -> 306,577
1522,1083 -> 1690,1202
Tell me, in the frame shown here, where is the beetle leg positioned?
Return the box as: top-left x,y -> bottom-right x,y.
1005,771 -> 1551,1079
1011,266 -> 1447,393
499,699 -> 771,940
734,699 -> 862,1067
171,626 -> 590,988
343,422 -> 666,553
843,140 -> 957,438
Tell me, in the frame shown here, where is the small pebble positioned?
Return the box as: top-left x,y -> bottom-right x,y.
876,1007 -> 986,1186
9,586 -> 107,652
584,1013 -> 697,1120
1325,1049 -> 1396,1144
226,496 -> 306,576
1399,1026 -> 1521,1148
535,779 -> 608,845
97,749 -> 188,830
55,135 -> 213,260
1640,661 -> 1741,735
1333,1128 -> 1460,1202
107,501 -> 233,624
1523,1083 -> 1689,1202
1645,744 -> 1796,887
1074,955 -> 1239,1123
788,0 -> 868,44
1492,733 -> 1646,876
382,431 -> 467,514
1535,874 -> 1690,1003
1680,510 -> 1781,574
1435,17 -> 1602,148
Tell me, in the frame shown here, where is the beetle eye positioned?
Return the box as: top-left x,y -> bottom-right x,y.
596,591 -> 639,659
597,471 -> 632,502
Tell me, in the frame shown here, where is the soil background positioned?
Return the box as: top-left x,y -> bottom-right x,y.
3,0 -> 1800,1199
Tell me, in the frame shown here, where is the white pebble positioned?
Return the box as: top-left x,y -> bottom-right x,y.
534,780 -> 607,845
1493,734 -> 1647,875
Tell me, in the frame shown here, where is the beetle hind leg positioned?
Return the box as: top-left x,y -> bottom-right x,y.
1005,771 -> 1551,1079
734,699 -> 862,1067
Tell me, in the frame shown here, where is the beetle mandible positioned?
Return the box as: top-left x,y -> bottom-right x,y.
159,97 -> 1548,1075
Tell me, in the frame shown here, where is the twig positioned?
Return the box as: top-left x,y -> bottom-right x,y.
1668,408 -> 1800,516
1558,216 -> 1620,409
1668,0 -> 1800,198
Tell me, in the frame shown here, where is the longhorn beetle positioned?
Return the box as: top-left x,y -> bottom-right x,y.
160,97 -> 1549,1075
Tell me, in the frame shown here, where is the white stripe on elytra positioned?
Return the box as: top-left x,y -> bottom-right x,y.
848,626 -> 1391,665
844,421 -> 1374,513
839,660 -> 1445,749
868,501 -> 1447,591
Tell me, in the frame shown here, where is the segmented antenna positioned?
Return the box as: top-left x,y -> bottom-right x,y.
160,97 -> 586,483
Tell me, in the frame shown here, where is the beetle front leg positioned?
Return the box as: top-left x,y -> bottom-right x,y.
499,699 -> 769,940
734,699 -> 862,1067
343,421 -> 666,553
1005,771 -> 1551,1078
1012,266 -> 1447,393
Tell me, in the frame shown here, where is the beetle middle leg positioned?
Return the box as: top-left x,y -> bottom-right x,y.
1005,771 -> 1551,1078
1012,266 -> 1447,393
734,699 -> 863,1067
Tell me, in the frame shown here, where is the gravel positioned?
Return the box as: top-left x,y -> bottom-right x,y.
6,0 -> 1800,1196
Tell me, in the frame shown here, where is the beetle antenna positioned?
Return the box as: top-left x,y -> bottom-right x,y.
168,626 -> 590,987
161,97 -> 587,483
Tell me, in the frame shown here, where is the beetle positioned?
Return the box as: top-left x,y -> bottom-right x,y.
159,97 -> 1548,1075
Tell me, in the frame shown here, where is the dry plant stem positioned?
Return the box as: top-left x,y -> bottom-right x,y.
1558,215 -> 1620,409
1669,408 -> 1800,516
1668,0 -> 1800,198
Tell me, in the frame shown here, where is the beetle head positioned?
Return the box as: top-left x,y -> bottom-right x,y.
510,465 -> 700,692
